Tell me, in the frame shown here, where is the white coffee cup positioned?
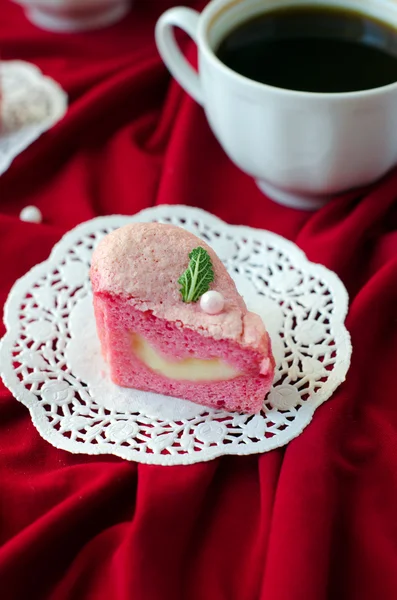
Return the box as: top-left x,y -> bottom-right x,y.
15,0 -> 132,33
155,0 -> 397,210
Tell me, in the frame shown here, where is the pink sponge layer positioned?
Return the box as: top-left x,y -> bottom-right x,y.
94,293 -> 275,414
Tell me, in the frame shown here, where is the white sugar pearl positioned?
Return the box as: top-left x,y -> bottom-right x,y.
20,205 -> 43,224
200,291 -> 225,315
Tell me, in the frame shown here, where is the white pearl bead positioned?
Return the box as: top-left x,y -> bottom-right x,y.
20,205 -> 43,224
200,290 -> 225,315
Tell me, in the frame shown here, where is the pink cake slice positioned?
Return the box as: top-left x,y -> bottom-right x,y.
90,223 -> 275,414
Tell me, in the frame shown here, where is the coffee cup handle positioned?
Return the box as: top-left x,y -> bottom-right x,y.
155,7 -> 204,106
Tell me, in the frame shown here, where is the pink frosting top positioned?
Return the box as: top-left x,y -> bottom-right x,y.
90,223 -> 269,351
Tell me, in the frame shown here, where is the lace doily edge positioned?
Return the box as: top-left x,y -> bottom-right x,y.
0,309 -> 351,463
0,354 -> 319,464
0,206 -> 352,464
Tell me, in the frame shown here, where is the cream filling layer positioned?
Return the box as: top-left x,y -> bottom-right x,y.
131,334 -> 240,381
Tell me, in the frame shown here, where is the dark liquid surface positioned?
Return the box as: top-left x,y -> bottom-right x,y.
216,6 -> 397,93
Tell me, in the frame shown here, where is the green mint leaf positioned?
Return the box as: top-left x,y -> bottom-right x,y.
178,247 -> 215,303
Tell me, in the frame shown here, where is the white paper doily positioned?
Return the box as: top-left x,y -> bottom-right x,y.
0,206 -> 352,465
0,61 -> 67,175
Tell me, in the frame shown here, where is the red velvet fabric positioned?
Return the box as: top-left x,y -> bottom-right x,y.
1,1 -> 397,599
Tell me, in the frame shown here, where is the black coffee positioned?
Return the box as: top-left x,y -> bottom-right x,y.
216,6 -> 397,93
